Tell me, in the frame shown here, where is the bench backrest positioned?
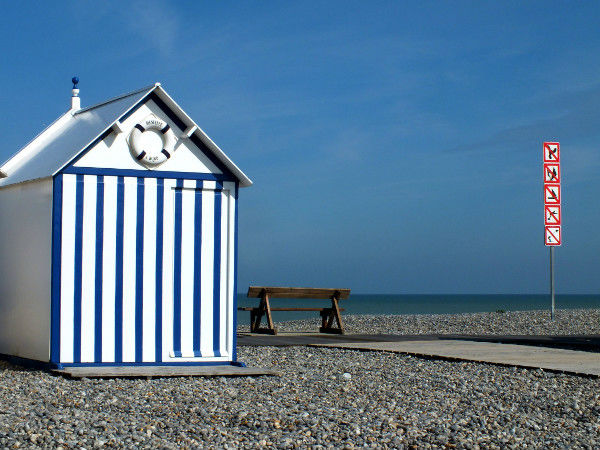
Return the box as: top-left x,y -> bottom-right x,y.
247,286 -> 350,300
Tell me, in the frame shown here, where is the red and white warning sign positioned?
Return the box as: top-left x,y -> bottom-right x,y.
544,184 -> 560,204
545,226 -> 561,246
543,163 -> 560,183
544,205 -> 561,225
543,141 -> 561,246
543,142 -> 560,162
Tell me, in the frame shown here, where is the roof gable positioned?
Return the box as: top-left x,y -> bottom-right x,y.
0,84 -> 252,188
0,86 -> 153,188
67,92 -> 229,177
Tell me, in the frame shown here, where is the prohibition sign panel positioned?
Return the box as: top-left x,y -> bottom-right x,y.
543,163 -> 560,183
544,205 -> 561,225
545,226 -> 561,246
543,142 -> 560,162
544,184 -> 560,204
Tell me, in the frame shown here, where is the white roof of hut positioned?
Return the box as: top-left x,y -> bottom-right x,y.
0,83 -> 252,188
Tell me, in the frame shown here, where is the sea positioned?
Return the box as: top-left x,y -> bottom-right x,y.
236,294 -> 600,322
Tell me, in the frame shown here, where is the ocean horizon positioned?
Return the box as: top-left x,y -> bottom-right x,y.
237,294 -> 600,322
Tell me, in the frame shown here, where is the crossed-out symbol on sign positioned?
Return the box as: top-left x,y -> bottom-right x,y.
544,163 -> 560,183
545,185 -> 560,203
546,227 -> 560,244
544,142 -> 559,161
545,205 -> 560,224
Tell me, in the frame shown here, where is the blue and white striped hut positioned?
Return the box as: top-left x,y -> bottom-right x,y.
0,81 -> 252,370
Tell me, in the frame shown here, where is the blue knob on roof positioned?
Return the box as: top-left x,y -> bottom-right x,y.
72,77 -> 79,88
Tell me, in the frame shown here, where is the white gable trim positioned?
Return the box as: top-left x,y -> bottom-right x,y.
0,111 -> 72,178
71,98 -> 225,175
152,87 -> 252,187
52,85 -> 161,177
0,86 -> 156,189
73,84 -> 155,116
0,83 -> 252,189
58,85 -> 252,187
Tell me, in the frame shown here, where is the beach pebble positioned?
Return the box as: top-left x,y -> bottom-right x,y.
255,308 -> 600,336
0,309 -> 598,447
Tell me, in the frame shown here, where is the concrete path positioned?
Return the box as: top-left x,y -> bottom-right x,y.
310,340 -> 600,377
238,332 -> 600,352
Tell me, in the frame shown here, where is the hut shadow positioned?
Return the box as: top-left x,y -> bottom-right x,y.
0,354 -> 65,375
0,358 -> 43,373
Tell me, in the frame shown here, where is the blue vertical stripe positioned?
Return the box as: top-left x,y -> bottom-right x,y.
173,179 -> 183,357
135,178 -> 145,362
73,174 -> 84,363
50,175 -> 63,365
114,176 -> 125,362
94,176 -> 104,363
233,183 -> 239,362
193,180 -> 203,356
56,175 -> 237,365
155,178 -> 164,362
212,182 -> 222,357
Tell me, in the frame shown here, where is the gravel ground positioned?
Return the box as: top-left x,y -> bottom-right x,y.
0,310 -> 599,448
268,308 -> 600,336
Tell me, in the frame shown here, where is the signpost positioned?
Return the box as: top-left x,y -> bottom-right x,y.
543,142 -> 561,320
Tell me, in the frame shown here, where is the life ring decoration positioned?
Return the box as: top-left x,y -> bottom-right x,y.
128,114 -> 177,168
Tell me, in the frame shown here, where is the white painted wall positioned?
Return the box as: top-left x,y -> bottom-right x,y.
74,99 -> 222,174
0,178 -> 53,361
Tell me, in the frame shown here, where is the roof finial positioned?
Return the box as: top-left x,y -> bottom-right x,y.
71,76 -> 81,110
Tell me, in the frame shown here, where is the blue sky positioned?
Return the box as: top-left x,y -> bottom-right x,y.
1,2 -> 599,293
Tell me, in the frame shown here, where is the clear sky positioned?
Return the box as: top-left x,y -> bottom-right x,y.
1,2 -> 599,294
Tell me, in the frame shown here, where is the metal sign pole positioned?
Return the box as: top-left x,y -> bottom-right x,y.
550,247 -> 555,320
543,142 -> 560,320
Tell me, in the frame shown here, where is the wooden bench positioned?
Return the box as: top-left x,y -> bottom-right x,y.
239,286 -> 351,335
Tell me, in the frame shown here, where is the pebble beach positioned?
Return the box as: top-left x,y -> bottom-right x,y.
270,308 -> 600,336
0,309 -> 599,448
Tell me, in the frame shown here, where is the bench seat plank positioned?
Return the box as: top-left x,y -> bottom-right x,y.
247,286 -> 350,299
238,307 -> 345,312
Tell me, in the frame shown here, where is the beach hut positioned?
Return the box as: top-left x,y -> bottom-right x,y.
0,81 -> 252,371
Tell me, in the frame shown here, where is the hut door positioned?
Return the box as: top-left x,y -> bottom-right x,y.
169,182 -> 228,359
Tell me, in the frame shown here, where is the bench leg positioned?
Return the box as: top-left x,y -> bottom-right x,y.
250,310 -> 263,333
263,294 -> 277,334
252,296 -> 277,335
319,296 -> 345,334
321,310 -> 329,330
252,307 -> 265,333
319,310 -> 337,333
332,296 -> 345,334
249,310 -> 256,332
